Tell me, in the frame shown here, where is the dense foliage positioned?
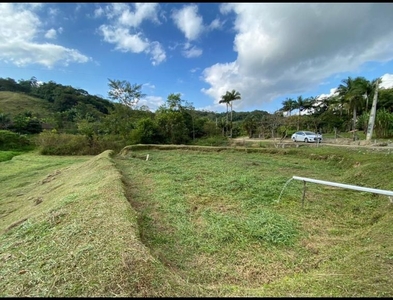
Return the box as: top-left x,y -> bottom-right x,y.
0,75 -> 393,155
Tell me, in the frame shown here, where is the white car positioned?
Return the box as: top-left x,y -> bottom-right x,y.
291,131 -> 322,143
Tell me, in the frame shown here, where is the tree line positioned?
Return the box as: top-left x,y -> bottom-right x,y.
1,75 -> 393,152
279,76 -> 393,138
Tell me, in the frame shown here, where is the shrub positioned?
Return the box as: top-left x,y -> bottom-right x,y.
35,131 -> 129,155
193,135 -> 230,146
0,130 -> 31,150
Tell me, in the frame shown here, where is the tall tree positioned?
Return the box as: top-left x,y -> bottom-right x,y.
155,93 -> 190,144
295,95 -> 306,130
107,79 -> 145,109
337,76 -> 370,134
366,77 -> 382,141
219,93 -> 230,136
219,90 -> 241,137
281,97 -> 296,116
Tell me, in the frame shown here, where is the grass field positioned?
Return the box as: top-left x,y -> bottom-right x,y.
1,145 -> 393,296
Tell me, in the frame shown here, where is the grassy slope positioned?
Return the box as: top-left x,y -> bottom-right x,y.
0,150 -> 205,297
0,91 -> 53,119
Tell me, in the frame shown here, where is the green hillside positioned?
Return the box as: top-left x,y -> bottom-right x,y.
0,91 -> 54,119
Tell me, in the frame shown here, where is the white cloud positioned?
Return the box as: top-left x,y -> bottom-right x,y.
317,88 -> 338,100
171,4 -> 204,41
202,3 -> 393,111
0,3 -> 91,68
48,7 -> 58,17
45,28 -> 57,39
97,3 -> 165,66
93,7 -> 104,18
99,25 -> 149,53
182,42 -> 202,58
143,82 -> 156,90
380,74 -> 393,89
149,42 -> 166,66
118,3 -> 160,28
138,95 -> 164,112
208,18 -> 223,30
4,43 -> 90,67
75,4 -> 83,13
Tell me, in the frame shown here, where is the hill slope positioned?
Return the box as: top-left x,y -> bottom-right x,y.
0,91 -> 54,119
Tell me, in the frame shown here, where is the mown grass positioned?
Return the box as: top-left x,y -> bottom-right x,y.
1,145 -> 393,297
0,150 -> 207,297
116,145 -> 393,296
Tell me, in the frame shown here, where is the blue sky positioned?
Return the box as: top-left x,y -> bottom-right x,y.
1,3 -> 393,113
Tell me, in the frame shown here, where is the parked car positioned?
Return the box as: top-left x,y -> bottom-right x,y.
291,131 -> 322,143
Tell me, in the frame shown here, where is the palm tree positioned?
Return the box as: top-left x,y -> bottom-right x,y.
281,97 -> 296,116
219,93 -> 231,136
219,90 -> 241,137
294,95 -> 306,130
337,76 -> 370,133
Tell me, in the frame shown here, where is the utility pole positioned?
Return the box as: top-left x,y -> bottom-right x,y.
366,79 -> 380,141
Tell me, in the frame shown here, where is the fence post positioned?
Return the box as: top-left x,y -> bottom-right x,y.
302,180 -> 306,207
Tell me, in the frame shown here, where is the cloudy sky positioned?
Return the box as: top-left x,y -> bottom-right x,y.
1,3 -> 393,113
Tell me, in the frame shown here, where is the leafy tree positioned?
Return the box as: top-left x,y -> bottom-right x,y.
131,117 -> 162,144
0,77 -> 19,92
10,111 -> 43,134
77,118 -> 100,145
155,93 -> 190,144
17,76 -> 38,93
53,92 -> 78,112
0,113 -> 12,130
243,114 -> 258,138
30,80 -> 61,102
107,79 -> 145,109
378,87 -> 393,113
100,103 -> 136,138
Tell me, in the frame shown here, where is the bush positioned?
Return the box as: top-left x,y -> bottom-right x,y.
0,130 -> 31,150
35,131 -> 129,155
192,135 -> 230,147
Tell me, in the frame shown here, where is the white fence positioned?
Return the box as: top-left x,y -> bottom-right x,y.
292,176 -> 393,206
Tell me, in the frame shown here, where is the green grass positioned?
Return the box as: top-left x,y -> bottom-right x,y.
0,150 -> 24,162
1,145 -> 393,296
0,91 -> 54,119
116,145 -> 393,296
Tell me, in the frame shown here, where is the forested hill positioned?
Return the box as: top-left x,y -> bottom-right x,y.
0,76 -> 269,136
0,77 -> 115,117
